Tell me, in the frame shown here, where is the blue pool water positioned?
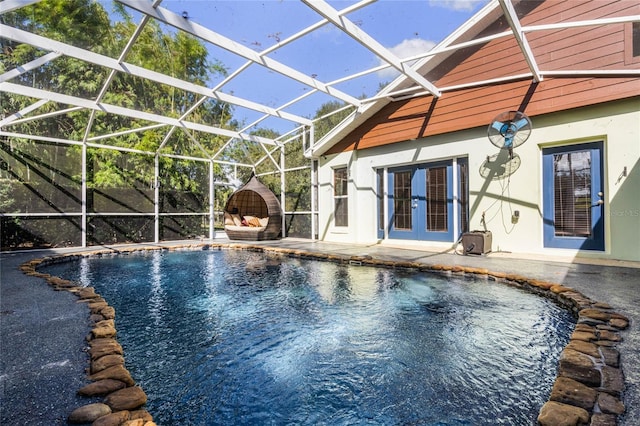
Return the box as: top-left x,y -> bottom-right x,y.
46,250 -> 573,425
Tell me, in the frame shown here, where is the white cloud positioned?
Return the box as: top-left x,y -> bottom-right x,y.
390,38 -> 437,60
377,38 -> 436,80
428,0 -> 482,12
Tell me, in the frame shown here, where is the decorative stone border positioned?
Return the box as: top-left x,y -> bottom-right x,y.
19,255 -> 154,426
19,242 -> 630,426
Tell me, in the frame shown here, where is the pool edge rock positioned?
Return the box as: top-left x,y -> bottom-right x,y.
20,254 -> 157,426
20,243 -> 631,426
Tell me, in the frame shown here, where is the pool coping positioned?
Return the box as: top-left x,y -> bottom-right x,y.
19,242 -> 630,426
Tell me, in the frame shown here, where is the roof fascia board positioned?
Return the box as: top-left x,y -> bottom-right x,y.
0,24 -> 311,126
301,0 -> 441,98
498,0 -> 542,82
118,0 -> 361,108
0,81 -> 277,145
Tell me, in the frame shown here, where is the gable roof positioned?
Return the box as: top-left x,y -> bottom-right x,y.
309,0 -> 640,158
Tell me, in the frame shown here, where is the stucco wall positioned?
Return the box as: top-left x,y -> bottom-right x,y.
317,98 -> 640,262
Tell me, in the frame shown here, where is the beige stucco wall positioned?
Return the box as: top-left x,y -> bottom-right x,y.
317,98 -> 640,262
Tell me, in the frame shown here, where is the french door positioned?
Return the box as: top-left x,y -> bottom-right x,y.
542,142 -> 604,250
387,161 -> 454,242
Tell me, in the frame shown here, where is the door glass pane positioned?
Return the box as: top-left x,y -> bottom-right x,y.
426,166 -> 447,232
394,171 -> 412,230
553,151 -> 591,237
334,168 -> 348,196
334,168 -> 348,227
334,198 -> 348,227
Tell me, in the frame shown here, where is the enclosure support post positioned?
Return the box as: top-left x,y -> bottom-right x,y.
280,148 -> 286,238
81,142 -> 87,247
154,154 -> 160,243
309,126 -> 317,241
209,160 -> 215,240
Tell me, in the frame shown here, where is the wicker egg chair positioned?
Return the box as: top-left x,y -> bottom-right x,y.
223,174 -> 282,241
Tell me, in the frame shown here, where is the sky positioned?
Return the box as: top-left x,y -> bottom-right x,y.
104,0 -> 490,135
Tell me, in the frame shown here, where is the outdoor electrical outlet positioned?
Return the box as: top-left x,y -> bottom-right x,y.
512,210 -> 520,224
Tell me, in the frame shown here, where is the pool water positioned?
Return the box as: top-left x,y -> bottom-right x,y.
46,250 -> 573,425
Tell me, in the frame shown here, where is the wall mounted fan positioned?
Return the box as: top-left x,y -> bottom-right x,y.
487,111 -> 532,157
479,152 -> 521,180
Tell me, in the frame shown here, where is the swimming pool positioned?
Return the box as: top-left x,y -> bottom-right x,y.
46,249 -> 573,424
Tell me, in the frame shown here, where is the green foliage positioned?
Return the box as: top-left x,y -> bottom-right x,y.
1,0 -> 111,93
0,179 -> 16,212
2,0 -> 237,192
1,0 -> 316,239
312,100 -> 356,141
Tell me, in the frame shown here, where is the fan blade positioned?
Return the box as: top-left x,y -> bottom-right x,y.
504,136 -> 514,148
491,121 -> 505,132
513,117 -> 529,130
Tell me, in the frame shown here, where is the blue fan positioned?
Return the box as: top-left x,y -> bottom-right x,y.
488,111 -> 532,155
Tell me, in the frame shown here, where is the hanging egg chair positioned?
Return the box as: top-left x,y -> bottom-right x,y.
223,173 -> 282,241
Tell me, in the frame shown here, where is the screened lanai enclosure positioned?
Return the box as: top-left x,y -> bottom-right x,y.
0,118 -> 316,248
2,0 -> 638,250
0,0 -> 450,249
1,0 -> 352,249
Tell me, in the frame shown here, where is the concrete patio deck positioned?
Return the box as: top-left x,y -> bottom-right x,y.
1,238 -> 638,425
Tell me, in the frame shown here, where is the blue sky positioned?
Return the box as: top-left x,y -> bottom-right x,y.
108,0 -> 489,134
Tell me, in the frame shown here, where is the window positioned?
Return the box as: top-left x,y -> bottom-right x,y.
333,167 -> 348,227
426,166 -> 448,232
393,170 -> 413,230
634,22 -> 640,57
625,21 -> 640,64
553,150 -> 592,237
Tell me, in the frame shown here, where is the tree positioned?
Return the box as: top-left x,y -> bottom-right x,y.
1,1 -> 242,246
311,100 -> 356,141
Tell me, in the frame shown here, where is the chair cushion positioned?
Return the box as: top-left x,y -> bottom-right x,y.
231,213 -> 242,226
224,212 -> 235,226
244,215 -> 262,227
